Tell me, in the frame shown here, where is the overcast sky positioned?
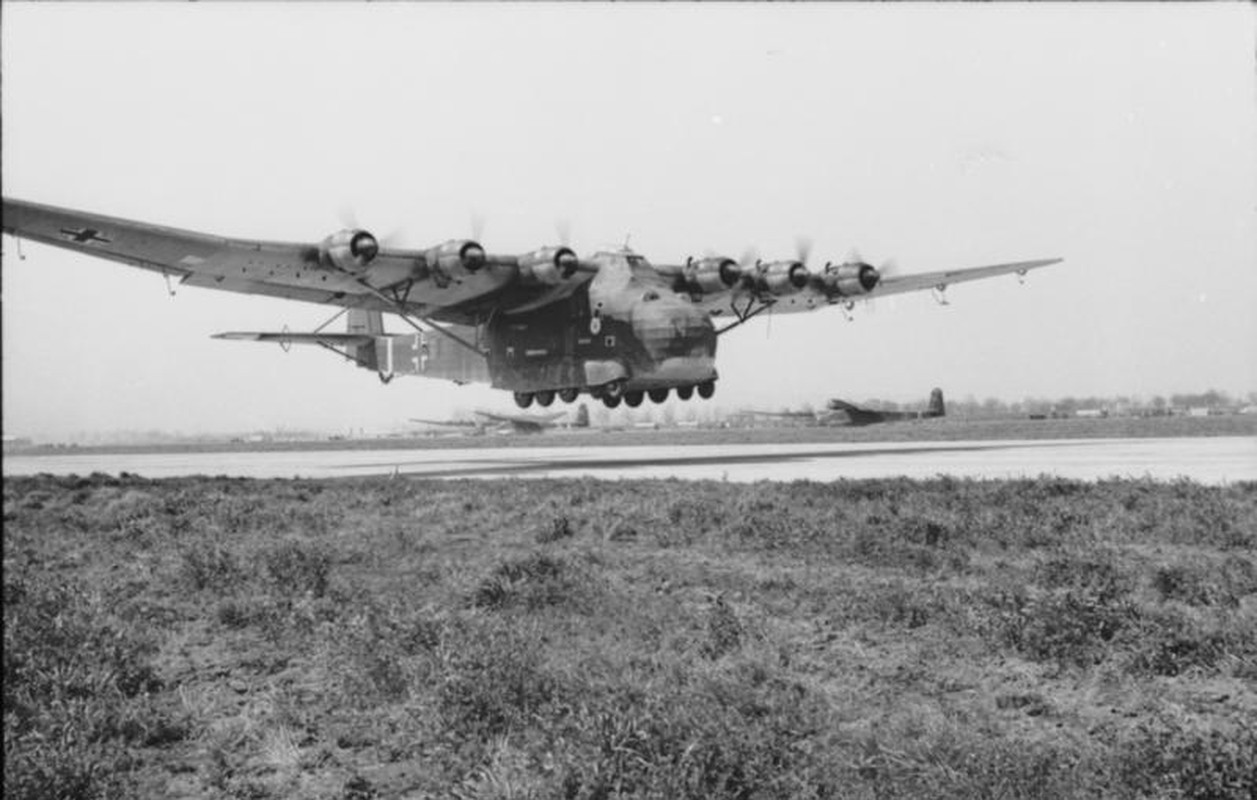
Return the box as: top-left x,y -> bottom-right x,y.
3,3 -> 1254,439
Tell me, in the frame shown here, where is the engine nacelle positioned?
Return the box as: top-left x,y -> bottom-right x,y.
683,256 -> 742,294
428,239 -> 487,276
822,262 -> 880,297
321,229 -> 379,274
758,260 -> 811,296
518,246 -> 578,285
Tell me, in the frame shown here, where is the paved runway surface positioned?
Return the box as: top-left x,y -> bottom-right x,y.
4,437 -> 1254,483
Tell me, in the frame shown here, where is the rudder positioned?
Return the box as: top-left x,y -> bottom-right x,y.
347,310 -> 385,371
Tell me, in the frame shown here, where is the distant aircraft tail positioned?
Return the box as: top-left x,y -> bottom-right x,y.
927,387 -> 945,417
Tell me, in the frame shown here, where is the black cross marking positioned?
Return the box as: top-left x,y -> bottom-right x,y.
59,227 -> 111,245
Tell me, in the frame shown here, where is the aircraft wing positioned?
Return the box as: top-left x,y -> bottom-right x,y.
473,409 -> 565,432
871,258 -> 1061,299
408,417 -> 477,427
825,399 -> 863,413
1,197 -> 583,324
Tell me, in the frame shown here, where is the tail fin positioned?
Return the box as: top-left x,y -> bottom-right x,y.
927,388 -> 945,417
346,310 -> 385,370
348,309 -> 385,336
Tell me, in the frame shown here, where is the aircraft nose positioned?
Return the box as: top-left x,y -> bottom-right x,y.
632,294 -> 715,358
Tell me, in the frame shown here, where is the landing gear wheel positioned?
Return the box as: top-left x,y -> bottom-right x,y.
514,392 -> 534,409
559,388 -> 580,404
625,391 -> 644,408
648,388 -> 670,404
603,395 -> 622,409
676,385 -> 694,401
697,381 -> 716,400
602,380 -> 626,400
535,390 -> 556,408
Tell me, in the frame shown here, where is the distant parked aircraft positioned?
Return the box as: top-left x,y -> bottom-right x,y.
755,388 -> 946,426
410,408 -> 572,435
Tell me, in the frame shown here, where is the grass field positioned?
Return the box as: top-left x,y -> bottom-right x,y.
5,473 -> 1256,798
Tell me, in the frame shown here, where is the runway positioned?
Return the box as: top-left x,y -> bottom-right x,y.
4,436 -> 1254,484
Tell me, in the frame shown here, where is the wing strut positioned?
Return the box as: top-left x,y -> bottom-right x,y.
715,296 -> 776,336
313,307 -> 349,333
349,278 -> 485,356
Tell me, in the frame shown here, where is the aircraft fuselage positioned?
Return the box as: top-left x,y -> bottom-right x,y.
348,250 -> 719,408
486,250 -> 718,405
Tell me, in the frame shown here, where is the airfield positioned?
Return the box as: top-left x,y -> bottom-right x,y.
5,417 -> 1254,484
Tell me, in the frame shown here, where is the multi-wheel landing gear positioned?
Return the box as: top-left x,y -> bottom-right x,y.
512,379 -> 715,409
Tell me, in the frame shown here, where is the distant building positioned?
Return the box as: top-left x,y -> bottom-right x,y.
1075,408 -> 1108,419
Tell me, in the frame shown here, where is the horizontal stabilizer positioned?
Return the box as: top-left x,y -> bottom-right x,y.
212,331 -> 375,346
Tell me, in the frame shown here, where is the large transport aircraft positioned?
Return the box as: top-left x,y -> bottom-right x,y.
2,197 -> 1059,410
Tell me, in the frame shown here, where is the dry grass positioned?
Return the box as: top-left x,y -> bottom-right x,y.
4,473 -> 1255,798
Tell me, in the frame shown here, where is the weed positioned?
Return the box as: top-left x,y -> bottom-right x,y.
471,553 -> 596,613
216,599 -> 255,629
342,775 -> 379,799
536,515 -> 575,544
702,595 -> 744,659
1016,590 -> 1136,667
867,580 -> 936,629
1119,716 -> 1257,799
263,540 -> 332,599
437,620 -> 559,741
3,579 -> 162,800
1153,556 -> 1257,607
1129,605 -> 1254,677
326,600 -> 437,706
1035,551 -> 1133,602
180,540 -> 245,592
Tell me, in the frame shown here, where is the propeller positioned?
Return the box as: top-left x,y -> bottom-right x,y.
794,235 -> 813,266
862,258 -> 898,313
738,245 -> 761,289
336,205 -> 360,230
555,218 -> 572,248
334,206 -> 405,248
470,210 -> 487,242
